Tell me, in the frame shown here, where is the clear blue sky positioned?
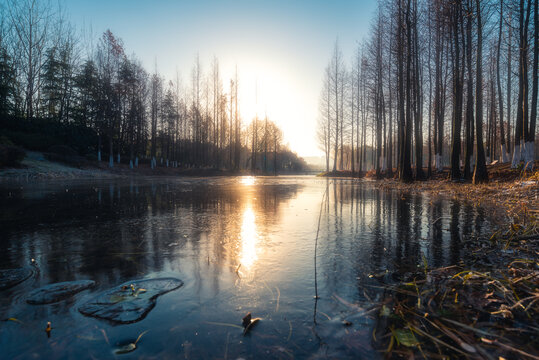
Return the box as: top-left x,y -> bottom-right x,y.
65,0 -> 378,157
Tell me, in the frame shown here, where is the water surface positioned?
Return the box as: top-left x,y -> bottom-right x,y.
0,176 -> 492,359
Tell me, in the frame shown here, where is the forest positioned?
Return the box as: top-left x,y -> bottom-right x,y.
0,0 -> 307,173
317,0 -> 538,183
1,1 -> 539,359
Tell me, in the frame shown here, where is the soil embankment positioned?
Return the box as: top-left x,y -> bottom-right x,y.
0,151 -> 242,181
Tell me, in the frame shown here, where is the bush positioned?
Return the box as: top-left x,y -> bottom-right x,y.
0,115 -> 98,155
3,130 -> 62,151
0,144 -> 26,167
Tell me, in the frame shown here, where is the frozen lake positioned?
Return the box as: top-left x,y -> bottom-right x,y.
0,176 -> 493,359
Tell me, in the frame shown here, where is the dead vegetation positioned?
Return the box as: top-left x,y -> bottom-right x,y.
373,165 -> 539,359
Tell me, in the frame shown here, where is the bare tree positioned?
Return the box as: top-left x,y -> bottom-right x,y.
497,0 -> 509,162
317,66 -> 332,172
512,0 -> 532,168
473,0 -> 488,183
527,0 -> 538,169
330,40 -> 343,172
7,0 -> 54,118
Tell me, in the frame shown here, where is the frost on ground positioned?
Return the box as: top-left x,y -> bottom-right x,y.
0,151 -> 115,181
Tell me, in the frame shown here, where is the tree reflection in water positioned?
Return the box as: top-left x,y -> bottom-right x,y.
0,178 -> 494,359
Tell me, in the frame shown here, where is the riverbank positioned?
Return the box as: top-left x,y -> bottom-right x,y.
0,151 -> 117,181
378,163 -> 538,221
372,166 -> 539,358
0,161 -> 537,358
0,151 -> 248,182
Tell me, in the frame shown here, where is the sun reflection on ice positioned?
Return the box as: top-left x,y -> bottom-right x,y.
239,205 -> 258,270
240,176 -> 255,186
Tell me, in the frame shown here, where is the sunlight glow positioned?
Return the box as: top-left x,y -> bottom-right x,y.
239,205 -> 258,270
240,176 -> 256,186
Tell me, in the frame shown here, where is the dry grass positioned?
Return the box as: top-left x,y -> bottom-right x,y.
373,165 -> 539,359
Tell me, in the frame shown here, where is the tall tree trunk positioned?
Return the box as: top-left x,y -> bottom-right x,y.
507,9 -> 512,156
387,31 -> 394,178
351,78 -> 355,176
473,0 -> 489,183
526,0 -> 538,169
339,75 -> 344,170
400,0 -> 413,182
427,11 -> 433,178
434,5 -> 445,173
413,0 -> 424,180
333,54 -> 339,172
512,0 -> 532,167
464,3 -> 474,179
497,0 -> 508,162
450,1 -> 463,181
327,68 -> 331,172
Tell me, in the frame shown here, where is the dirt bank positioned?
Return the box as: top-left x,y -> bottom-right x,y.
0,151 -> 244,182
0,151 -> 117,182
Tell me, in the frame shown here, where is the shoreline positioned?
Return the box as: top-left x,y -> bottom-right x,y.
372,169 -> 539,357
1,156 -> 538,358
0,151 -> 313,183
317,163 -> 539,358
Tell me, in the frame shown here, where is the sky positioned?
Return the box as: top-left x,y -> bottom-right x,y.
65,0 -> 378,158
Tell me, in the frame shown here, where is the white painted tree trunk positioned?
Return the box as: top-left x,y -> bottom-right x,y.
97,151 -> 101,162
135,157 -> 138,167
109,155 -> 114,168
160,157 -> 163,165
511,144 -> 522,168
166,159 -> 169,167
501,144 -> 509,163
129,160 -> 133,169
117,153 -> 120,163
435,154 -> 443,172
151,157 -> 156,169
381,157 -> 387,172
524,141 -> 535,170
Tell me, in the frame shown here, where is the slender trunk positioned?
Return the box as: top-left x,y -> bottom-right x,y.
351,79 -> 355,175
497,0 -> 507,162
507,9 -> 512,154
473,0 -> 489,183
526,0 -> 538,169
327,70 -> 331,172
388,36 -> 394,178
413,0 -> 424,180
512,0 -> 531,167
450,1 -> 463,181
464,5 -> 475,179
339,76 -> 344,170
400,0 -> 413,182
333,48 -> 339,172
427,9 -> 433,178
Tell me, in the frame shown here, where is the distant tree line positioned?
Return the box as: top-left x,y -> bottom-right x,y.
318,0 -> 538,182
0,0 -> 305,173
